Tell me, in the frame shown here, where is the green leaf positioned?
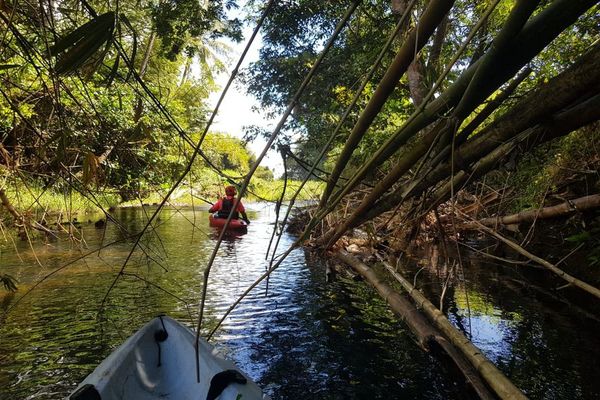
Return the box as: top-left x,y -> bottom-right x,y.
565,231 -> 592,243
51,12 -> 116,75
1,274 -> 18,292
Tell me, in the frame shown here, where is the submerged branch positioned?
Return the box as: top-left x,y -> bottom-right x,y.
374,255 -> 528,400
337,250 -> 502,400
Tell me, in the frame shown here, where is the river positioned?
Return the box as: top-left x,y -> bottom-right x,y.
0,205 -> 599,399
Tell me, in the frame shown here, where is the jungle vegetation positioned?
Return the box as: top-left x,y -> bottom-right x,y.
238,0 -> 599,249
1,1 -> 600,397
0,0 -> 323,227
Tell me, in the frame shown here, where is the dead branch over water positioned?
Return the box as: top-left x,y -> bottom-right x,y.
470,221 -> 600,300
336,250 -> 497,400
338,250 -> 527,400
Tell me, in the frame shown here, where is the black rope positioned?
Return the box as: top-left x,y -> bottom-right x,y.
154,315 -> 169,367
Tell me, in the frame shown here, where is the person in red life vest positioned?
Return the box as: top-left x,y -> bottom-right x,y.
209,185 -> 250,224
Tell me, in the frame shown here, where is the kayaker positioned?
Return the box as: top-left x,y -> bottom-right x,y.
209,185 -> 250,224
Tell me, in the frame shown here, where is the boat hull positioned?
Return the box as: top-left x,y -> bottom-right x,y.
69,316 -> 267,400
209,214 -> 248,231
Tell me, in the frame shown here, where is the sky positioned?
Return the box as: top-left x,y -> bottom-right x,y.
206,14 -> 284,174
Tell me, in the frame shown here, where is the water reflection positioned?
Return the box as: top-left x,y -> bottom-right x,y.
0,206 -> 460,400
412,243 -> 600,399
3,209 -> 598,398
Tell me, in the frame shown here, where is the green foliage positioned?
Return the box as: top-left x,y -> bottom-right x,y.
531,5 -> 599,76
243,0 -> 399,153
1,274 -> 18,292
200,132 -> 252,172
254,166 -> 274,181
490,124 -> 600,212
50,12 -> 116,75
0,0 -> 243,205
0,178 -> 119,219
249,179 -> 324,202
150,0 -> 242,60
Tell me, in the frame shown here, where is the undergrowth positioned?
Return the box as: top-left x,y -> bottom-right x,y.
487,123 -> 600,212
1,180 -> 118,224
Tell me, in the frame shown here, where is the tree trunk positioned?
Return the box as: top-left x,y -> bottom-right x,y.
459,43 -> 600,169
391,0 -> 405,15
407,59 -> 428,106
134,30 -> 156,122
372,255 -> 529,400
0,188 -> 23,222
428,14 -> 449,77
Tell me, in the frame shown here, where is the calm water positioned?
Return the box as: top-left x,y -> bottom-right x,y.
0,205 -> 599,399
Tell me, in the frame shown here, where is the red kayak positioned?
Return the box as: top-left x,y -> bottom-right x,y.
209,214 -> 248,231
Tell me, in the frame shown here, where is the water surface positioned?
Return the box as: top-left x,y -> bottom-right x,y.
0,206 -> 457,399
0,206 -> 598,399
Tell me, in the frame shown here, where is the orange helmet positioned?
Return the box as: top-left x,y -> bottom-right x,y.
225,185 -> 237,196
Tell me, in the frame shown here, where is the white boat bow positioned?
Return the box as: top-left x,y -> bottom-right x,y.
69,316 -> 269,400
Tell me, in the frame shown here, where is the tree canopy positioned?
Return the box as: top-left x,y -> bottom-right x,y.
240,0 -> 599,246
0,0 -> 242,201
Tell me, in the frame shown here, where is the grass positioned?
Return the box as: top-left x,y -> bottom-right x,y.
1,182 -> 119,223
119,177 -> 325,207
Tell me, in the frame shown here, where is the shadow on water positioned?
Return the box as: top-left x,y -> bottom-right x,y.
0,205 -> 598,399
406,242 -> 600,400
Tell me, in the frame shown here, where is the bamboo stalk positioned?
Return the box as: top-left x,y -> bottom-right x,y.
356,89 -> 600,229
455,67 -> 532,145
336,251 -> 496,400
313,0 -> 597,246
460,194 -> 600,229
261,5 -> 417,253
373,256 -> 529,400
471,222 -> 600,300
348,0 -> 593,199
429,93 -> 600,209
319,0 -> 456,208
451,0 -> 541,120
384,43 -> 600,218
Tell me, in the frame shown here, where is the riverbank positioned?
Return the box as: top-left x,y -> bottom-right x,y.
0,177 -> 323,236
286,200 -> 600,399
279,125 -> 600,397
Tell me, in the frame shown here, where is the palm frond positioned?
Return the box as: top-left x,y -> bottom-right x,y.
51,12 -> 116,75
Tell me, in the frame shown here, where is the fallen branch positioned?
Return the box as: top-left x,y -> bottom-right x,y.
337,250 -> 497,400
0,188 -> 55,236
459,194 -> 600,229
373,256 -> 528,400
0,188 -> 23,222
471,222 -> 600,300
